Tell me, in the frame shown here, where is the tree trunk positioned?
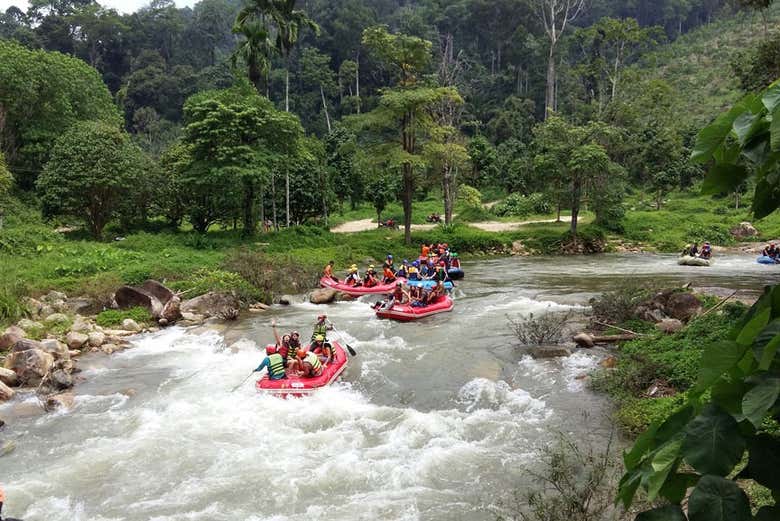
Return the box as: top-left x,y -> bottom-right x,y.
320,85 -> 332,132
545,42 -> 557,118
355,51 -> 361,114
260,189 -> 265,232
443,166 -> 455,225
271,172 -> 277,229
403,163 -> 413,245
656,189 -> 662,211
285,67 -> 290,112
242,179 -> 255,236
285,167 -> 290,228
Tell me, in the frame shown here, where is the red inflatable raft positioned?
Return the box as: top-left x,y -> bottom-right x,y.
256,343 -> 349,397
320,276 -> 398,297
375,295 -> 454,322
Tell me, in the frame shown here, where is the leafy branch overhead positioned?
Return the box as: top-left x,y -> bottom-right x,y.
693,80 -> 780,218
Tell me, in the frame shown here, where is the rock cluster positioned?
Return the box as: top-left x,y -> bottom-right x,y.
633,290 -> 703,325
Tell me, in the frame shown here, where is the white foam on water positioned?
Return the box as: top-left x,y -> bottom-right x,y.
477,295 -> 586,317
5,328 -> 554,521
561,351 -> 600,392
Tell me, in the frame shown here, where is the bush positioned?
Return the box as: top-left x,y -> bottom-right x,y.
168,268 -> 262,303
455,205 -> 493,222
684,222 -> 733,245
95,307 -> 153,327
72,272 -> 123,310
507,310 -> 573,346
493,192 -> 552,217
222,249 -> 319,303
456,185 -> 483,208
0,282 -> 28,326
588,280 -> 659,325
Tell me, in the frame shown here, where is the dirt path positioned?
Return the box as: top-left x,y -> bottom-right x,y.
331,216 -> 573,234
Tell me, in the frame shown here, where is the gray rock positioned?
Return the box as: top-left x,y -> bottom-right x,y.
0,380 -> 14,401
16,319 -> 42,332
42,291 -> 67,303
70,317 -> 93,333
161,295 -> 182,323
40,339 -> 70,360
573,332 -> 595,348
0,367 -> 18,387
44,313 -> 70,325
23,297 -> 43,316
0,325 -> 26,350
50,369 -> 74,390
3,349 -> 54,385
310,288 -> 338,304
39,304 -> 54,318
115,286 -> 163,318
11,338 -> 42,352
666,293 -> 702,321
278,295 -> 293,306
140,280 -> 174,305
529,346 -> 572,358
656,319 -> 684,334
63,298 -> 96,315
181,292 -> 240,317
87,331 -> 106,347
100,344 -> 119,354
121,319 -> 142,332
730,221 -> 758,239
45,392 -> 74,410
66,331 -> 89,350
158,317 -> 169,326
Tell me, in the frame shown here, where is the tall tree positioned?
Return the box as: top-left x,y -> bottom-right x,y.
530,0 -> 587,118
0,151 -> 11,230
357,26 -> 462,244
231,20 -> 272,94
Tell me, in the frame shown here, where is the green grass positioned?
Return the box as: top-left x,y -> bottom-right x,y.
95,307 -> 153,327
621,187 -> 780,251
591,306 -> 748,434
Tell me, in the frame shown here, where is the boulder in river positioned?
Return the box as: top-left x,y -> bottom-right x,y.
529,345 -> 572,358
40,339 -> 70,360
278,295 -> 293,306
310,288 -> 338,304
0,367 -> 18,387
181,292 -> 240,317
0,380 -> 14,401
50,369 -> 74,390
4,348 -> 54,385
0,325 -> 26,350
88,331 -> 106,347
121,319 -> 142,332
572,332 -> 595,348
45,392 -> 75,410
115,286 -> 164,318
140,280 -> 174,305
66,331 -> 89,350
161,295 -> 182,323
11,338 -> 42,352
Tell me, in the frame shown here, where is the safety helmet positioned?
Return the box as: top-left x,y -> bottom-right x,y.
266,345 -> 276,355
296,349 -> 307,359
402,259 -> 409,264
317,314 -> 326,321
412,260 -> 420,267
315,334 -> 325,342
409,266 -> 418,273
369,264 -> 375,269
292,331 -> 299,337
350,264 -> 357,269
350,267 -> 358,273
387,254 -> 393,259
452,253 -> 458,258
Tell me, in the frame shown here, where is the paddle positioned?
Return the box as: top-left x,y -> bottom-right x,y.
231,368 -> 264,392
327,322 -> 357,357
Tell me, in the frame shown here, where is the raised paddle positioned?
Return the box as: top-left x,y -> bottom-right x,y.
327,322 -> 357,357
231,368 -> 263,392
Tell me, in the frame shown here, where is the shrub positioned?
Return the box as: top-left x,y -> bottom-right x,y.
684,222 -> 733,245
0,282 -> 28,326
493,192 -> 552,217
507,310 -> 573,346
73,272 -> 123,310
588,280 -> 659,325
168,268 -> 262,303
222,249 -> 319,303
455,205 -> 493,222
95,307 -> 152,327
456,185 -> 483,208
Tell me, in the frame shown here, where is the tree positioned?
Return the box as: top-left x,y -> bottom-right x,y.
466,136 -> 499,187
182,85 -> 303,234
529,0 -> 587,118
0,151 -> 12,230
36,121 -> 146,239
425,130 -> 470,225
325,125 -> 363,211
231,20 -> 272,95
357,26 -> 462,244
0,40 -> 120,188
732,33 -> 780,93
300,47 -> 337,133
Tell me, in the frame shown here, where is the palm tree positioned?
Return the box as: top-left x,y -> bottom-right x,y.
231,21 -> 272,94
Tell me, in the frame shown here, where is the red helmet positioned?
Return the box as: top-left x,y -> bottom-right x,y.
265,345 -> 276,355
296,348 -> 307,359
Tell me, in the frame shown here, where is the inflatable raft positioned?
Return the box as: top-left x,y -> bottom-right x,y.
677,255 -> 711,267
757,255 -> 778,265
405,279 -> 454,291
447,268 -> 464,280
320,276 -> 398,296
375,295 -> 454,322
256,343 -> 348,397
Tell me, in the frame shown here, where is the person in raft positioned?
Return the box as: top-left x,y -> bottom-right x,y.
699,242 -> 712,259
271,319 -> 293,365
363,265 -> 379,287
323,260 -> 339,282
344,265 -> 361,286
296,348 -> 323,377
395,259 -> 410,278
255,345 -> 287,380
311,314 -> 332,343
450,253 -> 461,269
762,244 -> 778,259
309,335 -> 335,365
383,254 -> 395,272
681,242 -> 699,257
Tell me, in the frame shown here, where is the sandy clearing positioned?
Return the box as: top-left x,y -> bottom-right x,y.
331,216 -> 573,234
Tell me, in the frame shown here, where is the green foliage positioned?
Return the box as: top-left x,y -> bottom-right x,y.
168,268 -> 261,303
36,121 -> 149,239
693,80 -> 780,219
456,185 -> 483,208
95,307 -> 153,327
493,193 -> 552,217
732,33 -> 780,93
619,286 -> 780,516
0,40 -> 120,187
0,281 -> 28,326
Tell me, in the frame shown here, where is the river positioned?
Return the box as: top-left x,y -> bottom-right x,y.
2,253 -> 779,521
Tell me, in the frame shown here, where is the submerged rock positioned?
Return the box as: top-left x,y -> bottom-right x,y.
310,288 -> 338,304
0,380 -> 14,401
572,332 -> 595,348
181,292 -> 240,317
529,345 -> 572,358
0,367 -> 18,387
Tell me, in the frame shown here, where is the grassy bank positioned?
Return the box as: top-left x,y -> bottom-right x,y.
590,301 -> 748,435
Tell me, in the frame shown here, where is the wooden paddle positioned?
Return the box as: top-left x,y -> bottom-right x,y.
231,368 -> 264,392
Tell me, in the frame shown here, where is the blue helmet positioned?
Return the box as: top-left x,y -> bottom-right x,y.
402,259 -> 409,264
387,254 -> 393,259
412,260 -> 420,267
